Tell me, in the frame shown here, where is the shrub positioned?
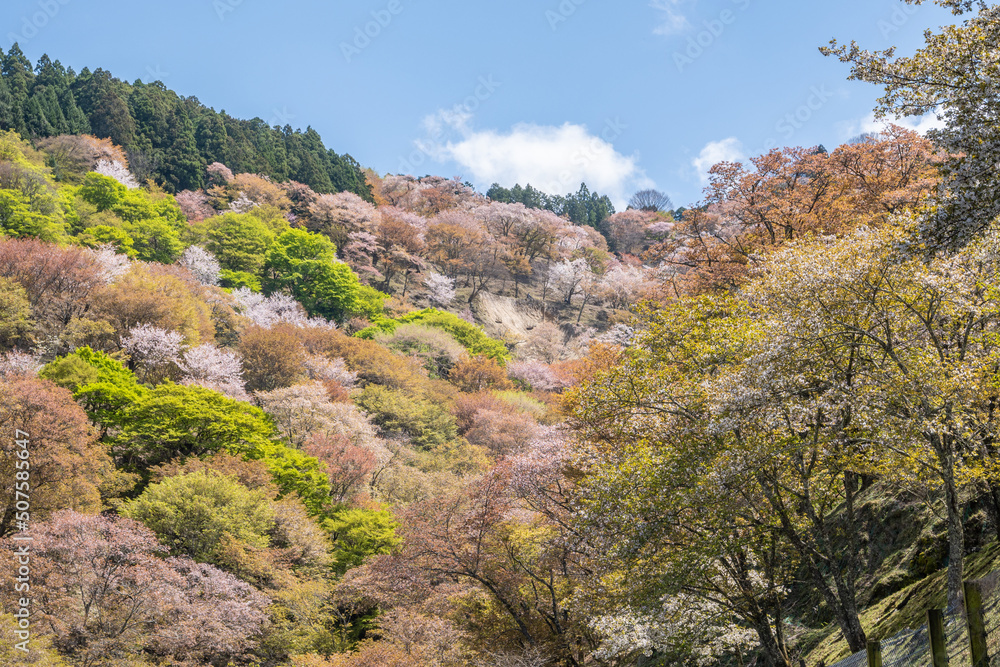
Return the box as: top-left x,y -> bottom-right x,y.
122,469 -> 275,563
355,384 -> 458,449
358,308 -> 509,364
448,355 -> 515,393
239,324 -> 307,392
375,323 -> 465,378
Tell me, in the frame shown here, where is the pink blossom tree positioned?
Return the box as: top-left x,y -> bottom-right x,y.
207,161 -> 235,186
0,351 -> 42,378
506,360 -> 567,392
176,189 -> 217,223
0,511 -> 269,666
308,192 -> 380,247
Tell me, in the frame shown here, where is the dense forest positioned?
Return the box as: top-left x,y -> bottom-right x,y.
3,1 -> 1000,665
0,44 -> 372,198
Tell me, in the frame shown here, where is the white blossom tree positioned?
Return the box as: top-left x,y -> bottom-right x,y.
121,324 -> 185,384
596,264 -> 651,310
547,258 -> 593,305
229,192 -> 257,214
230,288 -> 334,329
589,596 -> 756,667
424,271 -> 456,307
94,158 -> 139,189
0,351 -> 42,378
178,344 -> 247,400
304,354 -> 357,389
178,246 -> 222,286
86,244 -> 131,284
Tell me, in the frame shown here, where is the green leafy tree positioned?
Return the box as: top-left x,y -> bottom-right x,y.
355,384 -> 458,449
111,383 -> 278,469
41,347 -> 147,435
822,0 -> 1000,250
122,469 -> 275,563
0,190 -> 57,239
204,212 -> 276,274
359,308 -> 509,364
263,228 -> 369,321
103,381 -> 332,513
124,217 -> 183,264
0,276 -> 32,348
323,507 -> 400,574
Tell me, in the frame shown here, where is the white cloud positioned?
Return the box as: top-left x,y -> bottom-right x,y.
838,111 -> 946,140
693,137 -> 745,184
419,112 -> 654,208
650,0 -> 692,35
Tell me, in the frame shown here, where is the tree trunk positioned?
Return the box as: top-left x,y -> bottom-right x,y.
944,465 -> 966,612
751,617 -> 793,667
576,293 -> 589,324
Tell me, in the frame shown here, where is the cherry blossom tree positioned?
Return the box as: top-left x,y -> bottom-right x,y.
304,432 -> 377,503
257,382 -> 388,462
0,511 -> 269,666
308,192 -> 380,248
547,258 -> 594,305
602,210 -> 659,255
176,189 -> 217,222
84,243 -> 131,284
229,192 -> 258,214
596,263 -> 651,310
178,245 -> 222,286
94,158 -> 139,189
0,351 -> 42,378
424,272 -> 456,307
304,354 -> 358,390
589,595 -> 756,666
121,324 -> 185,384
207,161 -> 236,186
506,360 -> 567,392
178,343 -> 247,400
231,288 -> 335,329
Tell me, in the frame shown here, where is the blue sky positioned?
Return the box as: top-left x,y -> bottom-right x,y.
1,0 -> 954,208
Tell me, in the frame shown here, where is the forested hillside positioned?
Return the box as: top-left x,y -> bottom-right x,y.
2,1 -> 1000,666
0,45 -> 371,197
